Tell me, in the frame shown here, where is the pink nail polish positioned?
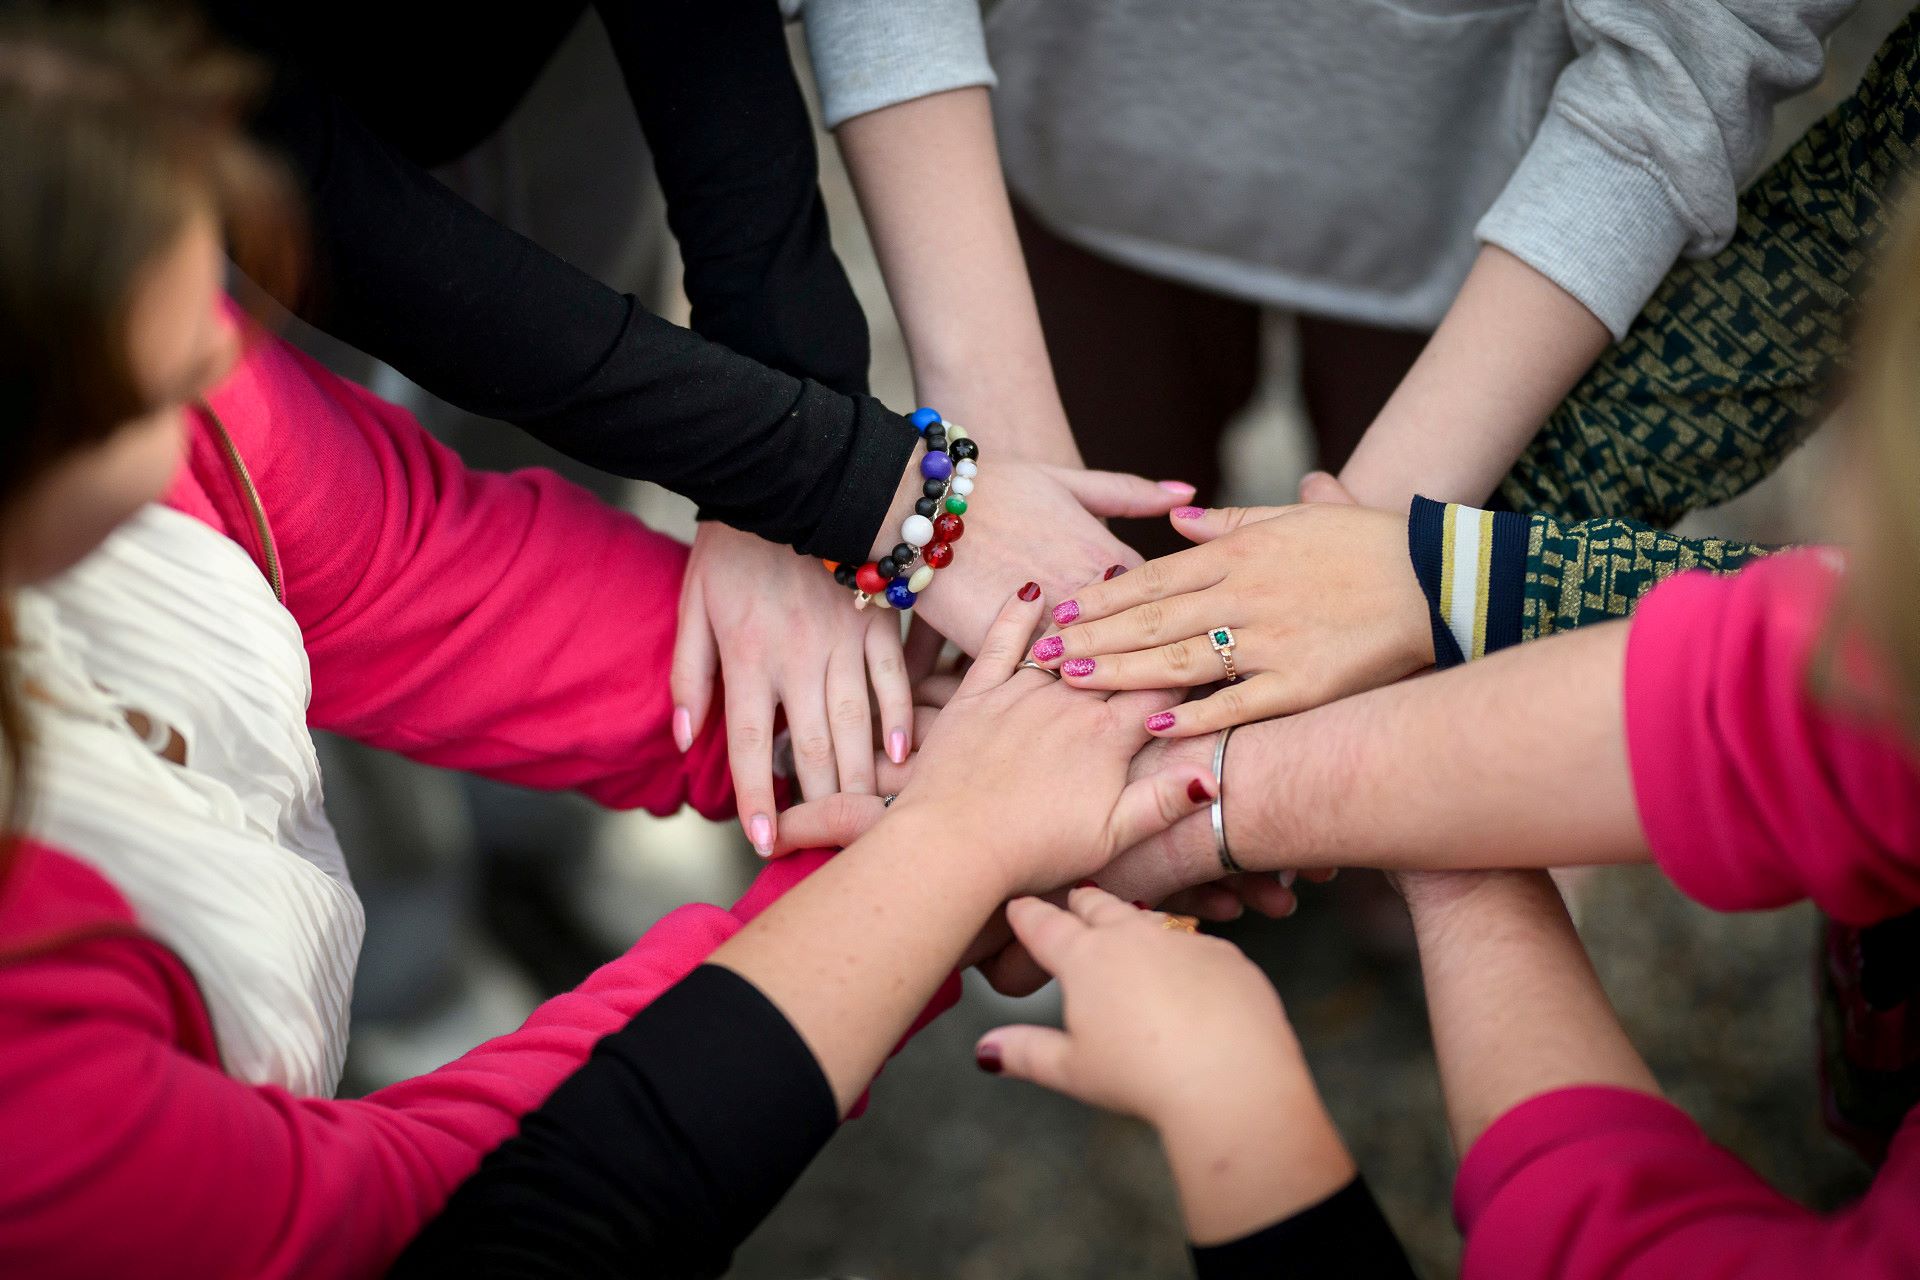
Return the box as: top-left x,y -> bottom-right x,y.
1031,635 -> 1064,662
889,729 -> 908,765
1062,658 -> 1096,677
1145,711 -> 1177,732
1159,480 -> 1196,494
1173,506 -> 1205,520
672,706 -> 693,753
749,814 -> 774,856
1103,564 -> 1127,580
1052,600 -> 1080,625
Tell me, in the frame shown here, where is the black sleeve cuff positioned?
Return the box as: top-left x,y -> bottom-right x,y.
1408,496 -> 1529,668
1189,1177 -> 1416,1279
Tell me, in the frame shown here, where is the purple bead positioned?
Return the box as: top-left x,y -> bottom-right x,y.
885,579 -> 917,609
920,450 -> 954,481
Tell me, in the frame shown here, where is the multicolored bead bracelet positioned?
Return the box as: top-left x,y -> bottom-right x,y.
825,407 -> 978,610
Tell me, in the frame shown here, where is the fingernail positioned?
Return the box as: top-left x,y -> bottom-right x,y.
749,814 -> 774,857
975,1043 -> 1003,1074
1173,506 -> 1205,520
1324,868 -> 1339,881
1279,869 -> 1297,888
1017,581 -> 1042,602
1074,879 -> 1098,889
672,706 -> 693,753
1281,895 -> 1299,919
1031,636 -> 1064,662
1062,658 -> 1096,678
889,728 -> 908,765
1145,711 -> 1176,732
1052,599 -> 1080,625
1131,900 -> 1151,910
1158,480 -> 1196,495
1103,564 -> 1127,580
1187,777 -> 1213,804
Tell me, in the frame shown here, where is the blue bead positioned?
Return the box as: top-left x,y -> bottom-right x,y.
920,450 -> 954,481
885,579 -> 917,608
909,407 -> 941,432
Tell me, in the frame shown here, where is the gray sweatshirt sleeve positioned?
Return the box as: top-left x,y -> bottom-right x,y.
1475,0 -> 1858,340
781,0 -> 996,130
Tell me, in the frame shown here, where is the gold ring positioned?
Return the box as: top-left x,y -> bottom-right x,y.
1206,627 -> 1239,682
1160,914 -> 1200,934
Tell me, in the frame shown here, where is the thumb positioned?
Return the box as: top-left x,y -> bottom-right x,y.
1106,765 -> 1217,856
977,1024 -> 1075,1094
1298,470 -> 1357,506
1169,503 -> 1287,544
669,577 -> 718,753
1056,467 -> 1196,519
769,793 -> 888,856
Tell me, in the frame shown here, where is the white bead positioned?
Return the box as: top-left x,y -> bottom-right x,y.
946,423 -> 970,443
950,476 -> 974,497
901,514 -> 935,546
956,460 -> 978,478
908,564 -> 935,593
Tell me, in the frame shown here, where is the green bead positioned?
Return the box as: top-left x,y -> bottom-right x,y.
944,496 -> 968,515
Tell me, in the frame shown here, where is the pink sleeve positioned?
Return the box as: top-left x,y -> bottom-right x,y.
1624,551 -> 1920,923
0,851 -> 828,1280
199,332 -> 733,819
1456,1085 -> 1920,1279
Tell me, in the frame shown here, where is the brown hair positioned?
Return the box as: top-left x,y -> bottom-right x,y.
0,4 -> 300,876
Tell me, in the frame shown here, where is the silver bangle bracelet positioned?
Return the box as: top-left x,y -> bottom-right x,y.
1211,725 -> 1243,875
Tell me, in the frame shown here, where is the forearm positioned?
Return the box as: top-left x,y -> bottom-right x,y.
1225,623 -> 1645,872
1407,871 -> 1658,1153
1339,246 -> 1609,512
838,87 -> 1081,466
709,806 -> 1005,1113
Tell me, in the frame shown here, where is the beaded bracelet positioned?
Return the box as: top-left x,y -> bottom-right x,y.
825,406 -> 978,611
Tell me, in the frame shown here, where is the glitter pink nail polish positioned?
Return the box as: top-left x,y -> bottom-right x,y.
1145,711 -> 1177,732
1173,506 -> 1205,520
1062,658 -> 1096,677
1031,635 -> 1064,662
1052,599 -> 1080,625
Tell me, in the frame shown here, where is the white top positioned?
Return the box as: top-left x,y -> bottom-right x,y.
15,505 -> 361,1098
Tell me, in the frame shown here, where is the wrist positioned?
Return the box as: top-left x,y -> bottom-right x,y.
870,798 -> 1033,903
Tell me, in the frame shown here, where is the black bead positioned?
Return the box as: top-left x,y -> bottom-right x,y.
922,478 -> 947,500
914,496 -> 940,519
925,429 -> 947,449
892,543 -> 916,567
834,564 -> 856,588
877,556 -> 898,579
950,438 -> 978,461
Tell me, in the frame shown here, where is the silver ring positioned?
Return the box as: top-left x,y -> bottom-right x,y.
1017,659 -> 1061,678
882,794 -> 897,808
1211,726 -> 1242,875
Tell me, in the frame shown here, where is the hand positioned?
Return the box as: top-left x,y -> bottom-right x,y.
882,583 -> 1214,899
1032,473 -> 1433,735
673,523 -> 912,856
905,457 -> 1192,657
975,889 -> 1355,1242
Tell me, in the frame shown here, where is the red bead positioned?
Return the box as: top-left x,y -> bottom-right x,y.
932,513 -> 964,543
923,541 -> 953,568
854,562 -> 886,594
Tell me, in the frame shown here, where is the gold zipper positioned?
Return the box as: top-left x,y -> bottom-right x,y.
198,401 -> 283,605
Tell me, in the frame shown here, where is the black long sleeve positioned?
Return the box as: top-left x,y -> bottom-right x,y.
1190,1178 -> 1417,1279
213,1 -> 915,564
389,964 -> 837,1278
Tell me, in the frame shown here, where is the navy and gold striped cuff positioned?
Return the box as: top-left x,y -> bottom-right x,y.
1407,497 -> 1528,668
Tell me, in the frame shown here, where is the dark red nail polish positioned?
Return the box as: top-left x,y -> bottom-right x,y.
1017,581 -> 1041,602
1103,564 -> 1127,580
1074,879 -> 1098,889
1187,778 -> 1213,804
975,1043 -> 1004,1074
1131,900 -> 1151,911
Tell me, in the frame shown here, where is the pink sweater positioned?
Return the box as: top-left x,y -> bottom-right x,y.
1456,551 -> 1920,1279
0,328 -> 896,1277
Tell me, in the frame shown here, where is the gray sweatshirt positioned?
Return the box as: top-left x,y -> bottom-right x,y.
986,0 -> 1862,338
785,0 -> 996,128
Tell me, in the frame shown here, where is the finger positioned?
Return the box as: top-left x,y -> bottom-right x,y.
977,936 -> 1054,996
1162,884 -> 1247,922
1106,766 -> 1217,856
903,615 -> 946,683
1298,471 -> 1356,505
875,752 -> 913,795
1043,545 -> 1222,636
1140,672 -> 1296,737
669,576 -> 718,753
1300,867 -> 1341,884
1002,894 -> 1089,974
827,644 -> 877,796
723,676 -> 779,857
770,792 -> 888,855
912,672 -> 964,710
1167,503 -> 1289,545
962,583 -> 1048,692
1049,590 -> 1233,667
1224,872 -> 1299,919
976,1025 -> 1074,1092
783,684 -> 840,803
862,620 -> 911,771
1064,884 -> 1145,928
1054,466 -> 1196,519
1059,634 -> 1234,691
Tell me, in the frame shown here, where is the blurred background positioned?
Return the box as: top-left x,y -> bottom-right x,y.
306,4 -> 1912,1275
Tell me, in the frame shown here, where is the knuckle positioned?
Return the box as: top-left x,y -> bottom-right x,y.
795,734 -> 834,766
730,722 -> 770,751
869,654 -> 905,682
1160,639 -> 1194,674
1132,599 -> 1166,638
1135,558 -> 1170,597
831,696 -> 869,726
